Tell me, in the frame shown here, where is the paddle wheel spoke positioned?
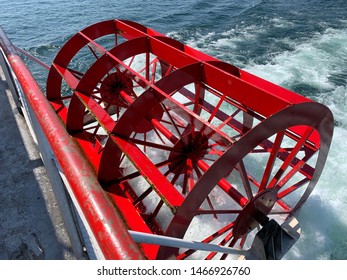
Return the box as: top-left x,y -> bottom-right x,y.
177,222 -> 235,260
67,67 -> 84,79
160,103 -> 183,138
274,154 -> 314,191
205,196 -> 218,219
150,200 -> 165,220
237,160 -> 254,200
260,130 -> 285,191
266,126 -> 315,190
276,200 -> 292,212
133,187 -> 153,207
126,55 -> 135,68
277,178 -> 310,200
206,233 -> 236,260
87,43 -> 100,60
207,94 -> 227,123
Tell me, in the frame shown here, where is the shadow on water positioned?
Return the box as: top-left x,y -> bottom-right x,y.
0,69 -> 74,260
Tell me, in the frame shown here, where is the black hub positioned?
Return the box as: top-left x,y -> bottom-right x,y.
233,189 -> 278,238
168,131 -> 209,174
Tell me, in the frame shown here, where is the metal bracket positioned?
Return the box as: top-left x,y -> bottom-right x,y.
247,216 -> 301,260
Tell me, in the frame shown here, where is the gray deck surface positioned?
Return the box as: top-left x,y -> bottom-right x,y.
0,64 -> 75,260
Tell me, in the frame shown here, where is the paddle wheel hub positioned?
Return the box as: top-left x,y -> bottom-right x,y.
169,132 -> 209,174
99,70 -> 134,106
233,189 -> 277,238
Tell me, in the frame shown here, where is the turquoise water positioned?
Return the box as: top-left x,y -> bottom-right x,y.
1,0 -> 347,259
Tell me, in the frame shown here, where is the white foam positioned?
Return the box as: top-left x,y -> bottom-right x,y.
269,17 -> 296,29
242,28 -> 347,259
318,86 -> 347,129
246,28 -> 347,91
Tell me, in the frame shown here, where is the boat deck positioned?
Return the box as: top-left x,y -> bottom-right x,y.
0,63 -> 75,260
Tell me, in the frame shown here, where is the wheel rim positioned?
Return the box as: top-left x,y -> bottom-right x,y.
157,102 -> 333,259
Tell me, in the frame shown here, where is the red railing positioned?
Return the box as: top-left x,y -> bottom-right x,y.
0,26 -> 145,260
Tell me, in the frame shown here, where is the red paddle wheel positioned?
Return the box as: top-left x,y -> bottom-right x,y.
45,19 -> 333,259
